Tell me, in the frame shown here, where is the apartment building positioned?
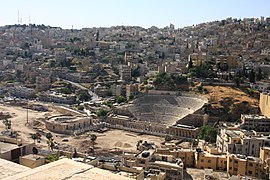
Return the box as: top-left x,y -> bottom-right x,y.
155,148 -> 195,168
36,76 -> 51,92
240,114 -> 270,132
122,149 -> 184,180
119,65 -> 131,82
188,52 -> 207,66
195,150 -> 227,171
126,83 -> 139,99
9,86 -> 36,99
227,154 -> 264,178
216,127 -> 270,157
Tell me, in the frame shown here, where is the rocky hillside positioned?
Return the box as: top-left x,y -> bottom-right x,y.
204,86 -> 259,121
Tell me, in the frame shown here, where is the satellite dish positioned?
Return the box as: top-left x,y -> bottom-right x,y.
32,147 -> 38,155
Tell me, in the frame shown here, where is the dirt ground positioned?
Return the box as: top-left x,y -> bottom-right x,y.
204,85 -> 259,108
0,104 -> 51,145
0,103 -> 163,154
56,129 -> 164,154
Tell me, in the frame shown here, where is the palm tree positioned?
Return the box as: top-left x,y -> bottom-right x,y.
3,119 -> 11,130
46,132 -> 54,150
46,132 -> 53,140
136,140 -> 143,150
90,134 -> 97,154
31,133 -> 38,144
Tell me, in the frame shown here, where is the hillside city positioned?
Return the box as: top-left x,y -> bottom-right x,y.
0,16 -> 270,180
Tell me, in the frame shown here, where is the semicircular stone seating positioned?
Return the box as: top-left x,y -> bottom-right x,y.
128,94 -> 205,125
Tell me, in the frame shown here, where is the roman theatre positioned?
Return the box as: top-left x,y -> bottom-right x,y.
106,90 -> 208,139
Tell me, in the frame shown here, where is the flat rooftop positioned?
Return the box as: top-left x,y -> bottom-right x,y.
225,130 -> 241,138
153,160 -> 182,169
0,158 -> 30,179
20,154 -> 45,161
0,141 -> 19,153
4,158 -> 132,180
242,114 -> 269,120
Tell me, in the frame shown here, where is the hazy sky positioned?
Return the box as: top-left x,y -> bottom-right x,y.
0,0 -> 269,29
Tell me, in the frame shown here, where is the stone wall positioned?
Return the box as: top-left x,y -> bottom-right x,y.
177,114 -> 209,127
105,115 -> 199,139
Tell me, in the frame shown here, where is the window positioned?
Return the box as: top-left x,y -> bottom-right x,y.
235,160 -> 238,164
249,163 -> 253,167
248,170 -> 252,175
208,160 -> 211,163
229,167 -> 232,170
201,159 -> 204,162
53,125 -> 55,129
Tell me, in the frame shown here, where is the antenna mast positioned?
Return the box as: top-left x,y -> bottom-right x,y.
17,10 -> 20,24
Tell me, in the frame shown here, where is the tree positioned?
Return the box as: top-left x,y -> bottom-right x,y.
97,109 -> 108,117
46,154 -> 59,162
256,68 -> 263,81
197,85 -> 203,92
90,134 -> 97,154
46,132 -> 53,140
77,105 -> 84,111
136,140 -> 143,149
153,72 -> 188,91
49,60 -> 56,67
164,135 -> 172,142
46,132 -> 54,150
188,59 -> 193,69
131,68 -> 141,77
143,80 -> 148,85
2,119 -> 11,130
249,69 -> 256,83
160,52 -> 165,59
77,90 -> 92,102
31,133 -> 38,144
199,125 -> 217,143
116,96 -> 127,104
233,77 -> 240,87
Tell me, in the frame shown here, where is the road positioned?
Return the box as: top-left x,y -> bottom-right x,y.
62,79 -> 101,101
